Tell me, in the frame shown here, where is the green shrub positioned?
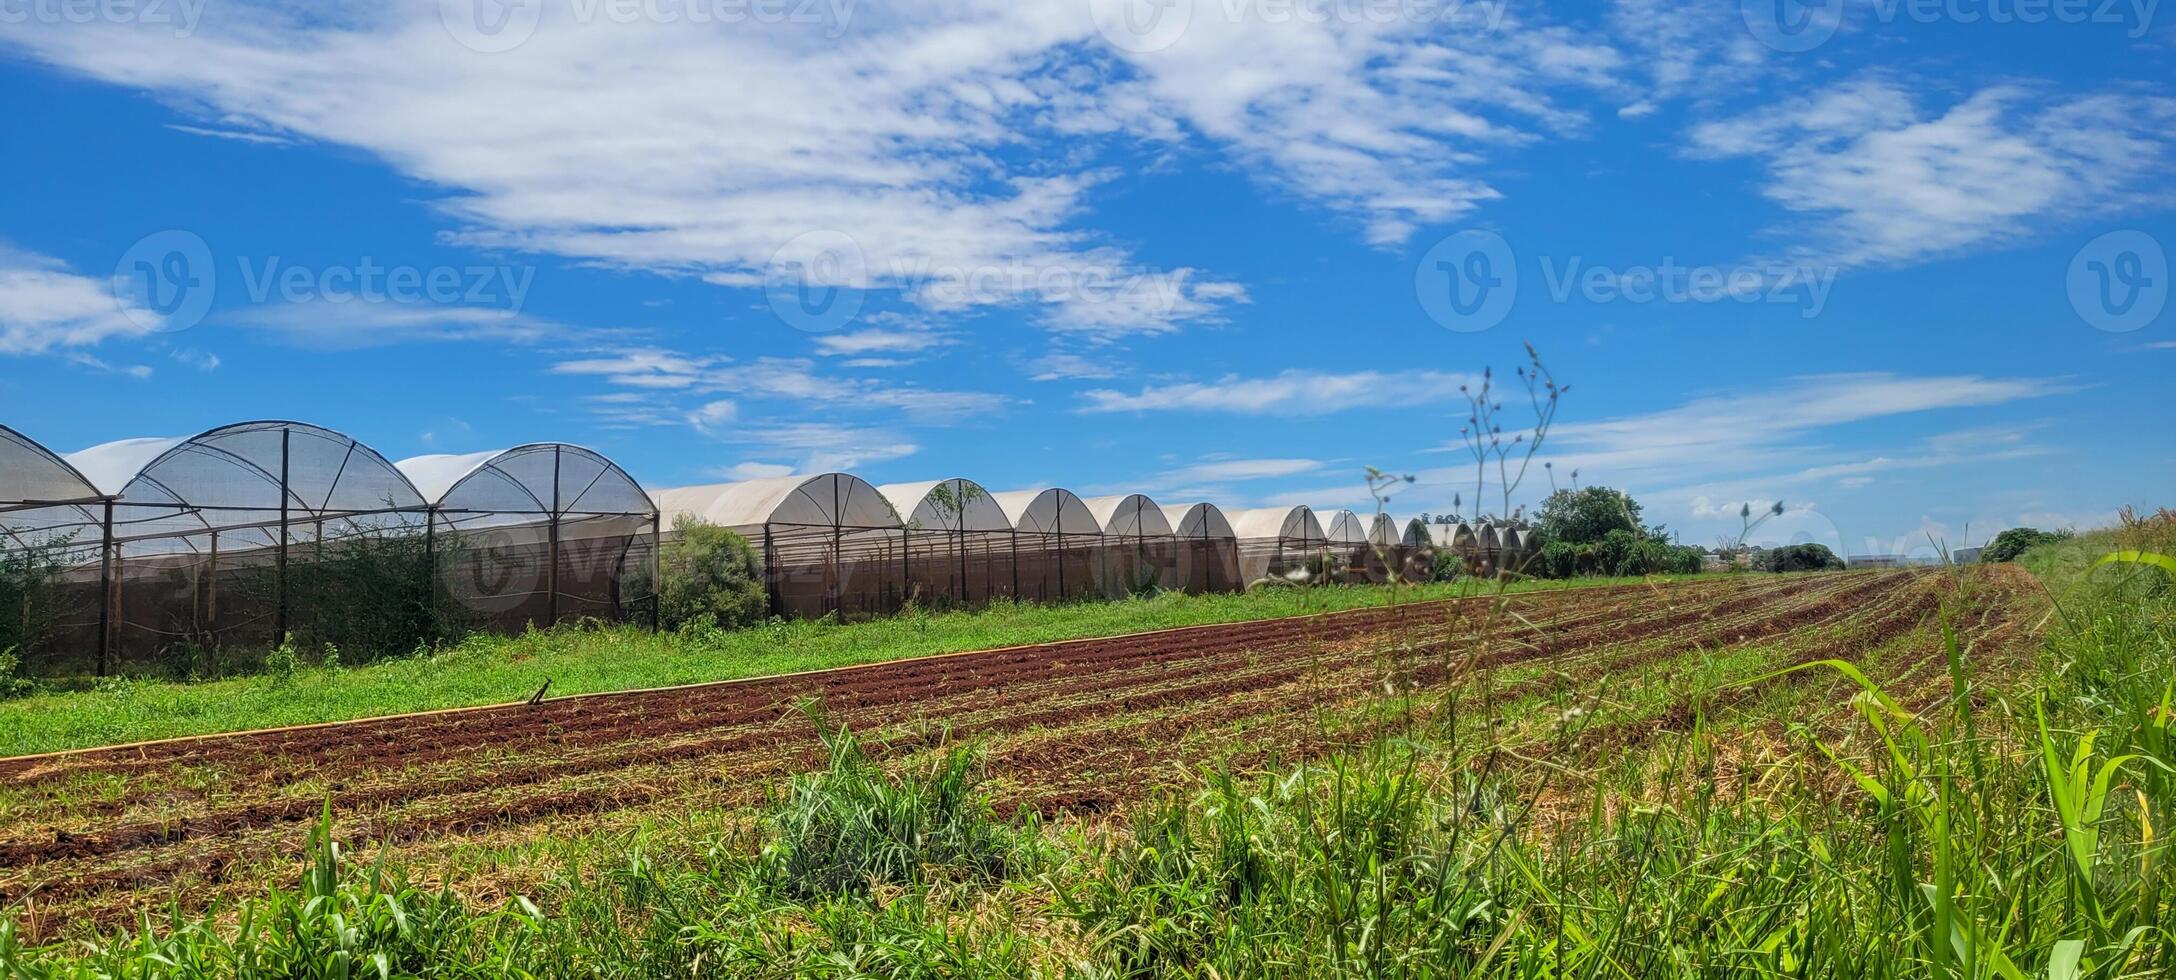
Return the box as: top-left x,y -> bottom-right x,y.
1757,542 -> 1846,572
1537,540 -> 1580,579
0,645 -> 35,700
757,709 -> 1037,899
657,515 -> 767,630
1981,526 -> 2071,563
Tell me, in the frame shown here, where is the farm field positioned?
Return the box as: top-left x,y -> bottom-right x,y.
0,567 -> 2041,943
0,576 -> 1672,758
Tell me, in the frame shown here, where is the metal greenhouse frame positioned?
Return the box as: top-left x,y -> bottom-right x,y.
654,473 -> 905,620
1228,505 -> 1326,584
1321,509 -> 1371,583
1082,494 -> 1177,596
1161,502 -> 1242,595
398,444 -> 659,634
0,425 -> 107,675
58,421 -> 431,674
878,478 -> 1015,608
1397,517 -> 1437,583
991,488 -> 1103,603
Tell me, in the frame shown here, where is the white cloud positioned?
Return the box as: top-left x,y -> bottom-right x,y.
225,301 -> 566,347
732,422 -> 919,472
1688,79 -> 2176,268
1539,373 -> 2071,486
1081,369 -> 1473,416
812,328 -> 950,357
717,461 -> 797,481
0,3 -> 1251,336
1166,458 -> 1325,483
687,399 -> 738,434
1028,352 -> 1121,381
1089,1 -> 1623,244
0,247 -> 162,354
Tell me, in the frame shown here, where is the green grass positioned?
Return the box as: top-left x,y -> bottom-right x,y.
8,534 -> 2164,976
0,575 -> 1678,758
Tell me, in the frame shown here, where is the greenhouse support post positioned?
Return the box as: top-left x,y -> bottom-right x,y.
95,498 -> 114,677
547,445 -> 561,625
648,509 -> 661,632
275,427 -> 290,642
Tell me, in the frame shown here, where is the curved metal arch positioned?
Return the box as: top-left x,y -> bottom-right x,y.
400,443 -> 656,518
74,419 -> 428,516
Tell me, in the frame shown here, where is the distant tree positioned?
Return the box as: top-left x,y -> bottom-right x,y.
1534,486 -> 1645,546
1979,527 -> 2071,564
658,516 -> 768,630
1758,543 -> 1845,573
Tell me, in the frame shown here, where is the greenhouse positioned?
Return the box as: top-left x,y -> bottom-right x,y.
1161,502 -> 1242,595
0,425 -> 107,675
991,488 -> 1103,603
1321,509 -> 1371,583
1227,505 -> 1326,584
654,473 -> 905,620
52,421 -> 430,675
1082,494 -> 1176,596
1398,518 -> 1437,583
397,444 -> 658,634
878,478 -> 1014,608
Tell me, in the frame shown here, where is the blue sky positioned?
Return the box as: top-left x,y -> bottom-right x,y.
1,0 -> 2171,558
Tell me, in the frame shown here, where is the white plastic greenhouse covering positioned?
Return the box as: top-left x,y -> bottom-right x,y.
62,421 -> 430,674
1082,494 -> 1177,596
991,488 -> 1103,603
1161,502 -> 1242,595
1321,509 -> 1370,583
655,474 -> 906,619
0,422 -> 664,678
877,478 -> 1014,608
397,444 -> 659,634
1227,505 -> 1327,583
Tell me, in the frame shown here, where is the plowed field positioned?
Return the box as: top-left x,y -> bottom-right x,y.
0,569 -> 2042,936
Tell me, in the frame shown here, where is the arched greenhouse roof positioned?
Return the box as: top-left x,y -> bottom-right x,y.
1322,509 -> 1367,545
398,444 -> 655,519
1365,513 -> 1402,546
991,488 -> 1098,536
1227,505 -> 1323,542
0,424 -> 101,506
1399,518 -> 1434,548
1161,502 -> 1236,541
1426,522 -> 1478,550
654,474 -> 900,531
876,479 -> 1009,533
63,421 -> 426,550
1081,494 -> 1173,537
